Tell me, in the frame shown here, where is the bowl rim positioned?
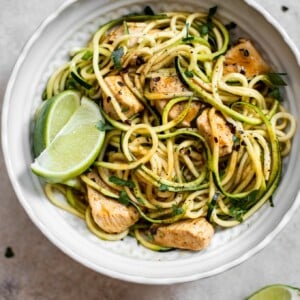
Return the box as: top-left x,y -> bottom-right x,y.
2,0 -> 300,284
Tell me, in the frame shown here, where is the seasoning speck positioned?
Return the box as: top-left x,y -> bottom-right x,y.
5,247 -> 14,258
281,6 -> 289,12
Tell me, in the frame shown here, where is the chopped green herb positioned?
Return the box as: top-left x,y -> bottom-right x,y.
182,36 -> 194,42
144,5 -> 155,15
118,191 -> 130,206
267,73 -> 287,86
172,204 -> 184,216
269,196 -> 274,207
184,70 -> 194,78
4,247 -> 14,258
95,120 -> 115,131
200,24 -> 210,37
232,134 -> 240,145
268,87 -> 283,102
112,47 -> 124,70
82,50 -> 93,60
208,5 -> 218,19
229,190 -> 259,222
109,175 -> 135,188
199,6 -> 218,37
136,197 -> 145,205
159,184 -> 169,191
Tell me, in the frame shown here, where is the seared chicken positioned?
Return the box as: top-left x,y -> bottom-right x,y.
102,75 -> 144,120
197,109 -> 233,157
223,39 -> 271,77
86,171 -> 139,233
149,75 -> 201,127
103,22 -> 158,48
152,218 -> 214,251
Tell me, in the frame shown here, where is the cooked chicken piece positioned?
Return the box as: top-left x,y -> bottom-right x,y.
197,109 -> 233,157
149,75 -> 201,127
152,218 -> 214,251
102,75 -> 144,120
149,75 -> 189,94
103,22 -> 158,48
223,39 -> 271,77
86,171 -> 139,234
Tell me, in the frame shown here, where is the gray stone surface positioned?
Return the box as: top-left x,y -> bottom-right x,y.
0,1 -> 299,299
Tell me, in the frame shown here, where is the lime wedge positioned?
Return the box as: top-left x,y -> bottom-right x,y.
246,285 -> 300,300
31,97 -> 105,182
33,90 -> 80,157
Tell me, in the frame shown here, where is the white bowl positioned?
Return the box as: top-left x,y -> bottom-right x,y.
2,0 -> 300,284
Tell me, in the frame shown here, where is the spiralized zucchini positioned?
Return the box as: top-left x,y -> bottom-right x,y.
40,7 -> 296,250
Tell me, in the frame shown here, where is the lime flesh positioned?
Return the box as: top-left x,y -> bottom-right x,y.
33,90 -> 80,157
31,97 -> 105,182
246,285 -> 300,300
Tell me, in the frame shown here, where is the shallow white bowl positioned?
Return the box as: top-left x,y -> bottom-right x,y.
2,0 -> 300,284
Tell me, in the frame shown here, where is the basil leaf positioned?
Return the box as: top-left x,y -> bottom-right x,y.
268,87 -> 283,102
267,73 -> 287,86
172,204 -> 184,216
109,175 -> 135,188
118,191 -> 130,206
112,47 -> 124,70
200,6 -> 217,37
208,5 -> 218,19
229,190 -> 259,222
144,5 -> 155,16
184,70 -> 194,78
200,24 -> 209,37
159,184 -> 169,191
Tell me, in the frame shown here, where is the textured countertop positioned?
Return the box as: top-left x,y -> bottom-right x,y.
1,1 -> 300,299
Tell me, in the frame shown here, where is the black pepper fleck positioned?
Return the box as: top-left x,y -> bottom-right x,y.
281,5 -> 289,12
4,247 -> 14,258
117,81 -> 125,87
153,77 -> 161,82
136,56 -> 145,66
239,48 -> 250,57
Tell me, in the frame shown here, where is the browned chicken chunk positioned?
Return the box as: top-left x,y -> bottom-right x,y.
103,22 -> 158,48
86,171 -> 139,234
197,109 -> 233,157
149,75 -> 201,127
223,39 -> 271,77
152,218 -> 214,251
102,75 -> 144,120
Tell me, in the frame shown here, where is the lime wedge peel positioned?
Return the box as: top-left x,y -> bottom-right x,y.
33,90 -> 81,157
31,97 -> 105,182
246,284 -> 300,300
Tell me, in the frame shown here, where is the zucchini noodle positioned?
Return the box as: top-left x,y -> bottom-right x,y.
39,8 -> 296,251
